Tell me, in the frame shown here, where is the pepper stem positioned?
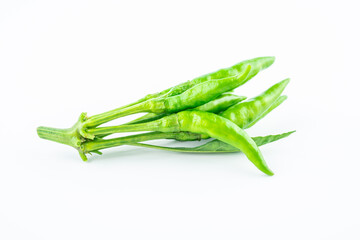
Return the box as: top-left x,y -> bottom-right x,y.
37,126 -> 80,147
36,113 -> 90,160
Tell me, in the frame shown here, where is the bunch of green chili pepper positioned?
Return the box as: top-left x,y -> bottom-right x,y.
37,56 -> 294,176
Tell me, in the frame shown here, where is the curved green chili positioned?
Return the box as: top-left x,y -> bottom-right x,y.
36,56 -> 293,174
124,79 -> 289,142
89,79 -> 290,141
84,56 -> 275,129
86,110 -> 273,175
83,65 -> 251,131
134,56 -> 275,103
82,56 -> 273,128
245,95 -> 287,129
221,78 -> 290,128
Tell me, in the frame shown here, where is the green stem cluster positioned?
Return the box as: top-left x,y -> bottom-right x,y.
37,56 -> 294,175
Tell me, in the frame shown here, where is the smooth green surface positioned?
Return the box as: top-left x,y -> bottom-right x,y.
36,56 -> 293,176
118,79 -> 290,143
246,95 -> 287,128
221,78 -> 290,128
189,56 -> 275,87
84,65 -> 251,130
176,111 -> 274,175
85,56 -> 275,128
126,93 -> 246,125
193,93 -> 246,113
135,56 -> 275,103
161,66 -> 251,113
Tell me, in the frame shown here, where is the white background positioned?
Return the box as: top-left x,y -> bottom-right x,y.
1,0 -> 359,239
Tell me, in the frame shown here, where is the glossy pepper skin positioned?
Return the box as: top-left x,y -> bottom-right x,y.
161,69 -> 250,113
36,56 -> 292,176
126,93 -> 246,125
89,79 -> 290,142
245,95 -> 287,129
221,78 -> 290,128
87,110 -> 274,176
176,111 -> 273,176
127,79 -> 290,142
84,66 -> 251,131
136,56 -> 275,103
84,56 -> 275,129
193,93 -> 246,113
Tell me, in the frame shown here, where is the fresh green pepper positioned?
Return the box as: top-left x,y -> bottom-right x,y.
221,78 -> 290,128
83,65 -> 251,132
86,110 -> 274,175
133,56 -> 275,104
37,56 -> 293,176
127,93 -> 246,125
84,56 -> 275,130
115,79 -> 289,142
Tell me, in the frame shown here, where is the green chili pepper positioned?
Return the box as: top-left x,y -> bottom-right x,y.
168,79 -> 289,142
84,56 -> 275,130
39,57 -> 274,141
83,56 -> 274,131
84,79 -> 290,165
37,56 -> 293,176
130,131 -> 295,153
94,94 -> 287,148
86,110 -> 274,175
220,78 -> 290,128
126,93 -> 247,125
37,78 -> 289,160
83,65 -> 251,132
191,56 -> 275,86
132,56 -> 275,104
245,95 -> 287,129
98,78 -> 288,142
123,79 -> 289,143
87,79 -> 290,141
193,93 -> 246,113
